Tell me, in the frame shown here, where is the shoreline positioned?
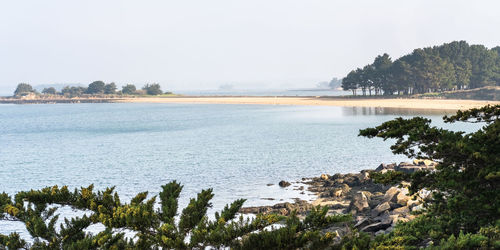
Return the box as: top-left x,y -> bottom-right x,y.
2,96 -> 497,110
240,160 -> 434,236
118,96 -> 499,110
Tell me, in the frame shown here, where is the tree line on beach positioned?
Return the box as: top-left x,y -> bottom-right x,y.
13,81 -> 167,98
342,41 -> 500,96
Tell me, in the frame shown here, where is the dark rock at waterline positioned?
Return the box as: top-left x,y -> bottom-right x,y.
279,180 -> 291,187
244,160 -> 432,237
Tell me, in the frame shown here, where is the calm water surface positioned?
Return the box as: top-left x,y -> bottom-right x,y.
0,103 -> 474,236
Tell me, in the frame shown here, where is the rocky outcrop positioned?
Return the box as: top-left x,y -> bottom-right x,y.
239,160 -> 435,237
376,160 -> 436,174
278,180 -> 291,187
239,199 -> 312,216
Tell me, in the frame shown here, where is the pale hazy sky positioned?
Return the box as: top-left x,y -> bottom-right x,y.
1,0 -> 500,94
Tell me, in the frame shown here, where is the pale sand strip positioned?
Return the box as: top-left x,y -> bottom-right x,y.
114,97 -> 499,110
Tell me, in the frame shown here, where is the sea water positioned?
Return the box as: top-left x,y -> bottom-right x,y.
0,103 -> 478,236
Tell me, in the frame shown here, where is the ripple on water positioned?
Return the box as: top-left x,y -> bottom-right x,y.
0,103 -> 481,237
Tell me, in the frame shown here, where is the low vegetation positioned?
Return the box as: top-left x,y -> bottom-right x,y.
357,104 -> 500,248
12,81 -> 169,98
342,41 -> 500,96
0,182 -> 350,249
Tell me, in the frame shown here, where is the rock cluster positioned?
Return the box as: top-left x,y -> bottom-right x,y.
239,160 -> 435,237
376,160 -> 436,174
239,199 -> 312,216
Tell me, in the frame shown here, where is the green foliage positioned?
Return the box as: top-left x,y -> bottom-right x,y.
121,84 -> 137,95
0,182 -> 351,249
142,83 -> 163,95
303,205 -> 351,230
235,210 -> 350,250
41,87 -> 57,95
178,189 -> 214,235
359,105 -> 500,248
334,229 -> 372,250
61,86 -> 86,97
145,83 -> 163,95
342,41 -> 500,96
104,82 -> 117,94
85,80 -> 106,94
14,83 -> 34,96
0,232 -> 27,249
12,82 -> 170,97
369,171 -> 410,185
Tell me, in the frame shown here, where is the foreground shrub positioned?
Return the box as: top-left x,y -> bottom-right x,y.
0,182 -> 350,249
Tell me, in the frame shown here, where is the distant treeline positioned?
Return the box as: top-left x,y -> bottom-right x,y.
342,41 -> 500,96
13,81 -> 169,97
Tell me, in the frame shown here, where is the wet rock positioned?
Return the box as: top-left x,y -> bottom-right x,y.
320,174 -> 330,180
261,198 -> 275,201
266,183 -> 274,186
279,180 -> 291,187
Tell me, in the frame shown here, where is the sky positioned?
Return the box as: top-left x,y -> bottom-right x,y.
1,0 -> 500,94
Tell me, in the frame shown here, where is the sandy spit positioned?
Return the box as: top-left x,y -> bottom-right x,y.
113,96 -> 499,110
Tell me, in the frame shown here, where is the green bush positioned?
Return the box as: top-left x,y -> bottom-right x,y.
0,183 -> 350,249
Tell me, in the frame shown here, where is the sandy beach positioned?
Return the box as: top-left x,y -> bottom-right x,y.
115,96 -> 499,110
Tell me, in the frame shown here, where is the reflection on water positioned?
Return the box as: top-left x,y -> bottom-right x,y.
342,106 -> 456,116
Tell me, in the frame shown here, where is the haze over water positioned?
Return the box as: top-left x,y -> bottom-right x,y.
1,103 -> 463,205
0,103 -> 478,236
